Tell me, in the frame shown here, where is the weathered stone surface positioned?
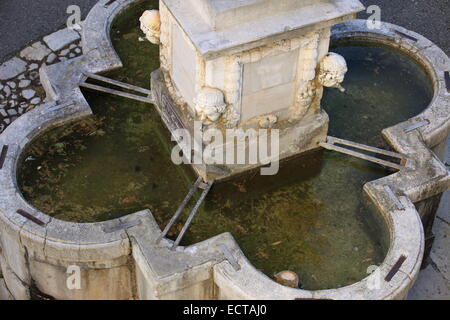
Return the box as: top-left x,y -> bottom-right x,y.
408,264 -> 450,300
19,41 -> 51,61
0,0 -> 447,302
0,57 -> 27,80
43,28 -> 80,51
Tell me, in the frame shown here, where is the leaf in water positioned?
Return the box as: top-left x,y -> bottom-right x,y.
122,33 -> 136,40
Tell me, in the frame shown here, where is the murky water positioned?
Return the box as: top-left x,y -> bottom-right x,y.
17,0 -> 433,290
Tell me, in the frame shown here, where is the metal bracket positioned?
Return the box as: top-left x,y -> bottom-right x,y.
404,120 -> 430,133
80,72 -> 154,104
320,136 -> 407,171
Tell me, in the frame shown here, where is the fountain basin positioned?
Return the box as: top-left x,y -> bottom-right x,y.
0,0 -> 448,300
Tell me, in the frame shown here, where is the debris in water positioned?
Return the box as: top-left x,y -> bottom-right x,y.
274,271 -> 299,288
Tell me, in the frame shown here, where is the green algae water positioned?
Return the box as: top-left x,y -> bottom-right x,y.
17,0 -> 433,290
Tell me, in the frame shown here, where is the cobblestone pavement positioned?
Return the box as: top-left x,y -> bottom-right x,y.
0,27 -> 83,132
0,0 -> 448,300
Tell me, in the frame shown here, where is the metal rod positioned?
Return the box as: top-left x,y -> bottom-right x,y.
0,145 -> 9,170
383,185 -> 405,210
104,0 -> 117,7
404,120 -> 430,133
172,181 -> 213,250
156,177 -> 203,244
320,142 -> 405,171
16,209 -> 45,226
83,72 -> 152,95
219,244 -> 241,271
326,136 -> 407,160
79,82 -> 154,104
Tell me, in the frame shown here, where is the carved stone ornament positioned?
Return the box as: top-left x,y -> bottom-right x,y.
318,52 -> 348,92
139,10 -> 161,45
194,87 -> 228,123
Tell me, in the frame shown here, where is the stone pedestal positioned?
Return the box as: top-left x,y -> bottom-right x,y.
148,0 -> 364,180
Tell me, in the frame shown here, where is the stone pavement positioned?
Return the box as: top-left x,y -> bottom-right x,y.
408,140 -> 450,300
0,27 -> 83,132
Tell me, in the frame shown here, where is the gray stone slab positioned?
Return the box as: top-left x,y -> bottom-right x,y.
0,57 -> 27,80
43,28 -> 80,51
0,279 -> 14,300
